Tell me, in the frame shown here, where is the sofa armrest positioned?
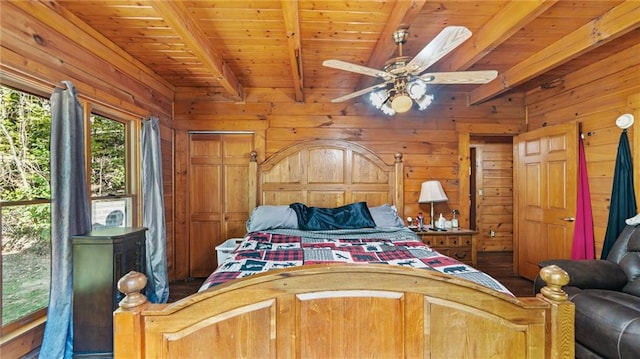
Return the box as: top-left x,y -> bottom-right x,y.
534,259 -> 628,293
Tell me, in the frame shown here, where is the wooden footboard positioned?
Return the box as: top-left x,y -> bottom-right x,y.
114,265 -> 573,358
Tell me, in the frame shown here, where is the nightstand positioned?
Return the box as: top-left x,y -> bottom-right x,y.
415,229 -> 477,267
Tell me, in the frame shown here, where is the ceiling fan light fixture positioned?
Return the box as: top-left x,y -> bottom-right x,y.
414,94 -> 434,110
370,89 -> 389,109
391,94 -> 413,113
380,102 -> 396,116
407,79 -> 427,99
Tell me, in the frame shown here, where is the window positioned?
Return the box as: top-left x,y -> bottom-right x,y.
1,85 -> 139,335
90,114 -> 134,229
1,85 -> 51,331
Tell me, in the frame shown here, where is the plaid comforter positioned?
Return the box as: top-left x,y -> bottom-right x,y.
199,228 -> 512,295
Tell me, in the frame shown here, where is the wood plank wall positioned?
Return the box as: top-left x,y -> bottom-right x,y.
0,3 -> 177,271
0,1 -> 178,277
0,2 -> 176,356
525,42 -> 640,258
4,1 -> 636,355
172,89 -> 526,277
175,89 -> 525,221
471,140 -> 514,252
3,0 -> 639,282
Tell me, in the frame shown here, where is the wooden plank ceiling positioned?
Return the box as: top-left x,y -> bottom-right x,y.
53,0 -> 639,104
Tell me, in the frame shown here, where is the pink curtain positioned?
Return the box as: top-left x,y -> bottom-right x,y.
571,135 -> 595,259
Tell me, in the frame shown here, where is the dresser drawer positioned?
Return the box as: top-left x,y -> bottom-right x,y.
422,236 -> 447,247
448,248 -> 472,263
446,236 -> 463,246
420,235 -> 464,248
416,229 -> 477,267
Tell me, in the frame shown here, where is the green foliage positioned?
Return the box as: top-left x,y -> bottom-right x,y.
0,86 -> 51,201
90,114 -> 126,196
0,85 -> 127,326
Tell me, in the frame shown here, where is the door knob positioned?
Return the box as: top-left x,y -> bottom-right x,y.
563,217 -> 575,222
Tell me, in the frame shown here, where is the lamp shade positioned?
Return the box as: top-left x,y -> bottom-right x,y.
418,180 -> 448,203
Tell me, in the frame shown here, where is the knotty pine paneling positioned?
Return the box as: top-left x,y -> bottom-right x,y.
473,142 -> 514,252
0,3 -> 176,356
1,2 -> 173,120
1,2 -> 179,282
525,47 -> 640,259
175,89 -> 525,239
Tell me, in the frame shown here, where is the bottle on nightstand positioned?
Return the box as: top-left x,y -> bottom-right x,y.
452,209 -> 459,229
437,213 -> 446,229
417,212 -> 424,231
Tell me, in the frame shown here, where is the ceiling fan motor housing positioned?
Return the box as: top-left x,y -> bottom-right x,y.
392,27 -> 410,46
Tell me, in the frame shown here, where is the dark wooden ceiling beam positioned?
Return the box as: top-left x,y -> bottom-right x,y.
469,0 -> 640,105
150,0 -> 244,102
356,0 -> 427,91
282,0 -> 304,102
443,0 -> 559,71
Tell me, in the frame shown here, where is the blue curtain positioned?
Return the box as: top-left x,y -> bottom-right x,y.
601,129 -> 637,259
39,81 -> 91,359
141,116 -> 169,303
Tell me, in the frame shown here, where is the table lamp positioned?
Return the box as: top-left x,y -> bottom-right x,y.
418,180 -> 448,230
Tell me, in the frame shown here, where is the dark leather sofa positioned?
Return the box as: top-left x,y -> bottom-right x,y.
535,224 -> 640,359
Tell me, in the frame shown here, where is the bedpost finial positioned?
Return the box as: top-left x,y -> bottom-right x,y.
117,271 -> 148,309
250,151 -> 258,162
394,152 -> 403,163
539,265 -> 570,301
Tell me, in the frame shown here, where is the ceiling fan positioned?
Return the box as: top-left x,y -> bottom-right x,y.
323,25 -> 497,115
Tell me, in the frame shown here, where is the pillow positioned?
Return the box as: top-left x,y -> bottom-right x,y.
369,204 -> 405,228
246,205 -> 298,232
289,202 -> 376,230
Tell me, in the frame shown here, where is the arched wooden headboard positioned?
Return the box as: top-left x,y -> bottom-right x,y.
248,140 -> 403,217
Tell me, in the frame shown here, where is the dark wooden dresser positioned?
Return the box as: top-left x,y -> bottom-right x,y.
72,227 -> 146,358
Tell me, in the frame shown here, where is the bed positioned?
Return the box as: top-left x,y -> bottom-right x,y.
198,226 -> 512,296
113,140 -> 574,358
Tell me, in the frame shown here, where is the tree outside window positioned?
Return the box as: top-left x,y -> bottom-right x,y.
89,114 -> 131,229
1,85 -> 51,329
1,86 -> 134,330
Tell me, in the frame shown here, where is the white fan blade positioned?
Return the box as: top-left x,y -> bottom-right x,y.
420,70 -> 498,84
323,59 -> 392,80
331,83 -> 388,103
404,26 -> 472,75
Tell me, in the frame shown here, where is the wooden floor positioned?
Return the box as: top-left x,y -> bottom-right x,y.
168,251 -> 534,301
476,251 -> 534,297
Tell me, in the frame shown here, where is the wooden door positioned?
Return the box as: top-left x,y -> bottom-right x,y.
472,140 -> 514,252
188,133 -> 253,277
515,123 -> 577,280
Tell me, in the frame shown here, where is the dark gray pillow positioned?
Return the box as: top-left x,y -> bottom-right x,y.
289,202 -> 376,230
